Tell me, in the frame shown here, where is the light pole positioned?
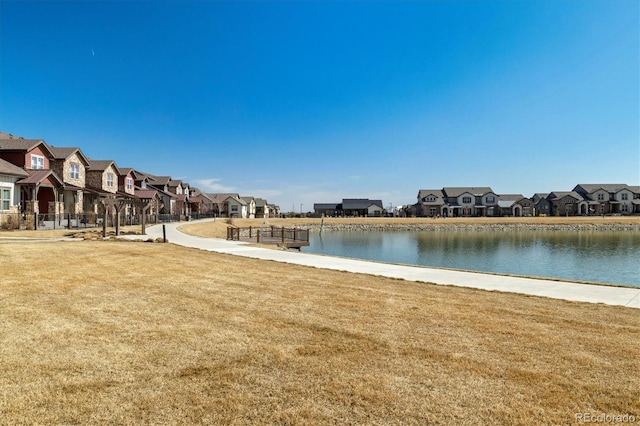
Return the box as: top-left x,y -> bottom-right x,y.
300,203 -> 303,215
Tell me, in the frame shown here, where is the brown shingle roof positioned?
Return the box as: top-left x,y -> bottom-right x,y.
0,158 -> 28,177
88,159 -> 118,172
0,138 -> 54,157
16,169 -> 63,186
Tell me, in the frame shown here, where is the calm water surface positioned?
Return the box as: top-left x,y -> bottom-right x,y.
304,230 -> 640,287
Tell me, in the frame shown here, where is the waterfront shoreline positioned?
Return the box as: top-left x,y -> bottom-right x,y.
303,222 -> 640,232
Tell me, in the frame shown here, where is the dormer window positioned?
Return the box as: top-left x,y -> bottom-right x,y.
423,196 -> 436,202
486,196 -> 495,203
141,181 -> 147,189
597,193 -> 604,201
106,173 -> 115,187
462,196 -> 472,204
30,154 -> 44,169
126,177 -> 133,191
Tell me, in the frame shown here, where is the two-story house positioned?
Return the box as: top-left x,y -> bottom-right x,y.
416,189 -> 446,217
255,198 -> 271,219
547,191 -> 584,216
241,196 -> 256,219
0,134 -> 64,216
0,158 -> 29,227
49,147 -> 91,215
441,187 -> 496,217
147,175 -> 177,215
85,159 -> 120,213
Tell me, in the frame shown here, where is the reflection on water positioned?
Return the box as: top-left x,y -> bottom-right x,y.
307,230 -> 640,287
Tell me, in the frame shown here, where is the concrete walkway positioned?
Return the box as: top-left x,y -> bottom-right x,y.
132,219 -> 640,309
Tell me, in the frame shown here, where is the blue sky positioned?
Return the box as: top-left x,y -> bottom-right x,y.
1,0 -> 638,212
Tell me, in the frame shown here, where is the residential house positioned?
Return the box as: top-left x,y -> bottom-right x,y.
630,186 -> 640,214
416,189 -> 446,217
0,134 -> 64,216
314,199 -> 384,217
49,147 -> 90,215
547,191 -> 584,216
268,203 -> 281,217
241,196 -> 256,219
147,175 -> 177,215
255,198 -> 271,218
188,188 -> 214,216
532,193 -> 551,216
226,195 -> 248,218
441,187 -> 496,217
496,194 -> 530,217
167,179 -> 189,216
0,158 -> 29,227
573,184 -> 636,215
85,159 -> 121,213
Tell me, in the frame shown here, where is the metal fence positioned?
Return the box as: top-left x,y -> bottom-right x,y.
0,212 -> 218,231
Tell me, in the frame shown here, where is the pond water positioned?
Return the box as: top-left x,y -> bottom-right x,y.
304,230 -> 640,287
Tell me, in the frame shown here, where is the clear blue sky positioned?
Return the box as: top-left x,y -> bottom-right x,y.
1,0 -> 638,212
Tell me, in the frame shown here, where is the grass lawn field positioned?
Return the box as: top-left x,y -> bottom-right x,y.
1,238 -> 638,425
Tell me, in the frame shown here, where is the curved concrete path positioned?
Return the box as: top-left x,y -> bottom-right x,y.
136,220 -> 639,309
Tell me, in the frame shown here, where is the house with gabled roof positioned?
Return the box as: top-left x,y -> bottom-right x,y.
188,188 -> 214,216
49,146 -> 90,214
84,159 -> 121,215
0,158 -> 29,228
496,194 -> 532,217
441,187 -> 496,217
416,189 -> 446,217
573,184 -> 636,215
255,198 -> 271,218
629,186 -> 640,214
0,133 -> 65,216
547,191 -> 584,216
241,196 -> 256,219
206,193 -> 256,218
146,175 -> 177,215
314,199 -> 384,217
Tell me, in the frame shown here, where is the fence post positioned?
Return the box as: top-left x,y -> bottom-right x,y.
257,229 -> 260,243
281,227 -> 285,244
34,213 -> 38,231
162,224 -> 166,243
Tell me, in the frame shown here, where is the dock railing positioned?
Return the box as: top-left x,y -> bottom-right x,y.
227,225 -> 310,246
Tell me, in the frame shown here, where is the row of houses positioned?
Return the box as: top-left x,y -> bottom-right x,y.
0,131 -> 280,228
313,199 -> 386,217
411,185 -> 640,217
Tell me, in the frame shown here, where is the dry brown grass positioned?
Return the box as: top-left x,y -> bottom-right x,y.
180,215 -> 640,239
1,241 -> 638,425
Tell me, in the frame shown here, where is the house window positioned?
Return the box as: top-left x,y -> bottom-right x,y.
126,177 -> 133,191
31,154 -> 44,169
622,204 -> 629,212
621,193 -> 629,201
231,205 -> 238,212
70,163 -> 80,179
597,193 -> 604,201
462,196 -> 472,204
106,173 -> 114,187
486,196 -> 495,204
1,188 -> 10,210
423,196 -> 436,202
429,207 -> 436,216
